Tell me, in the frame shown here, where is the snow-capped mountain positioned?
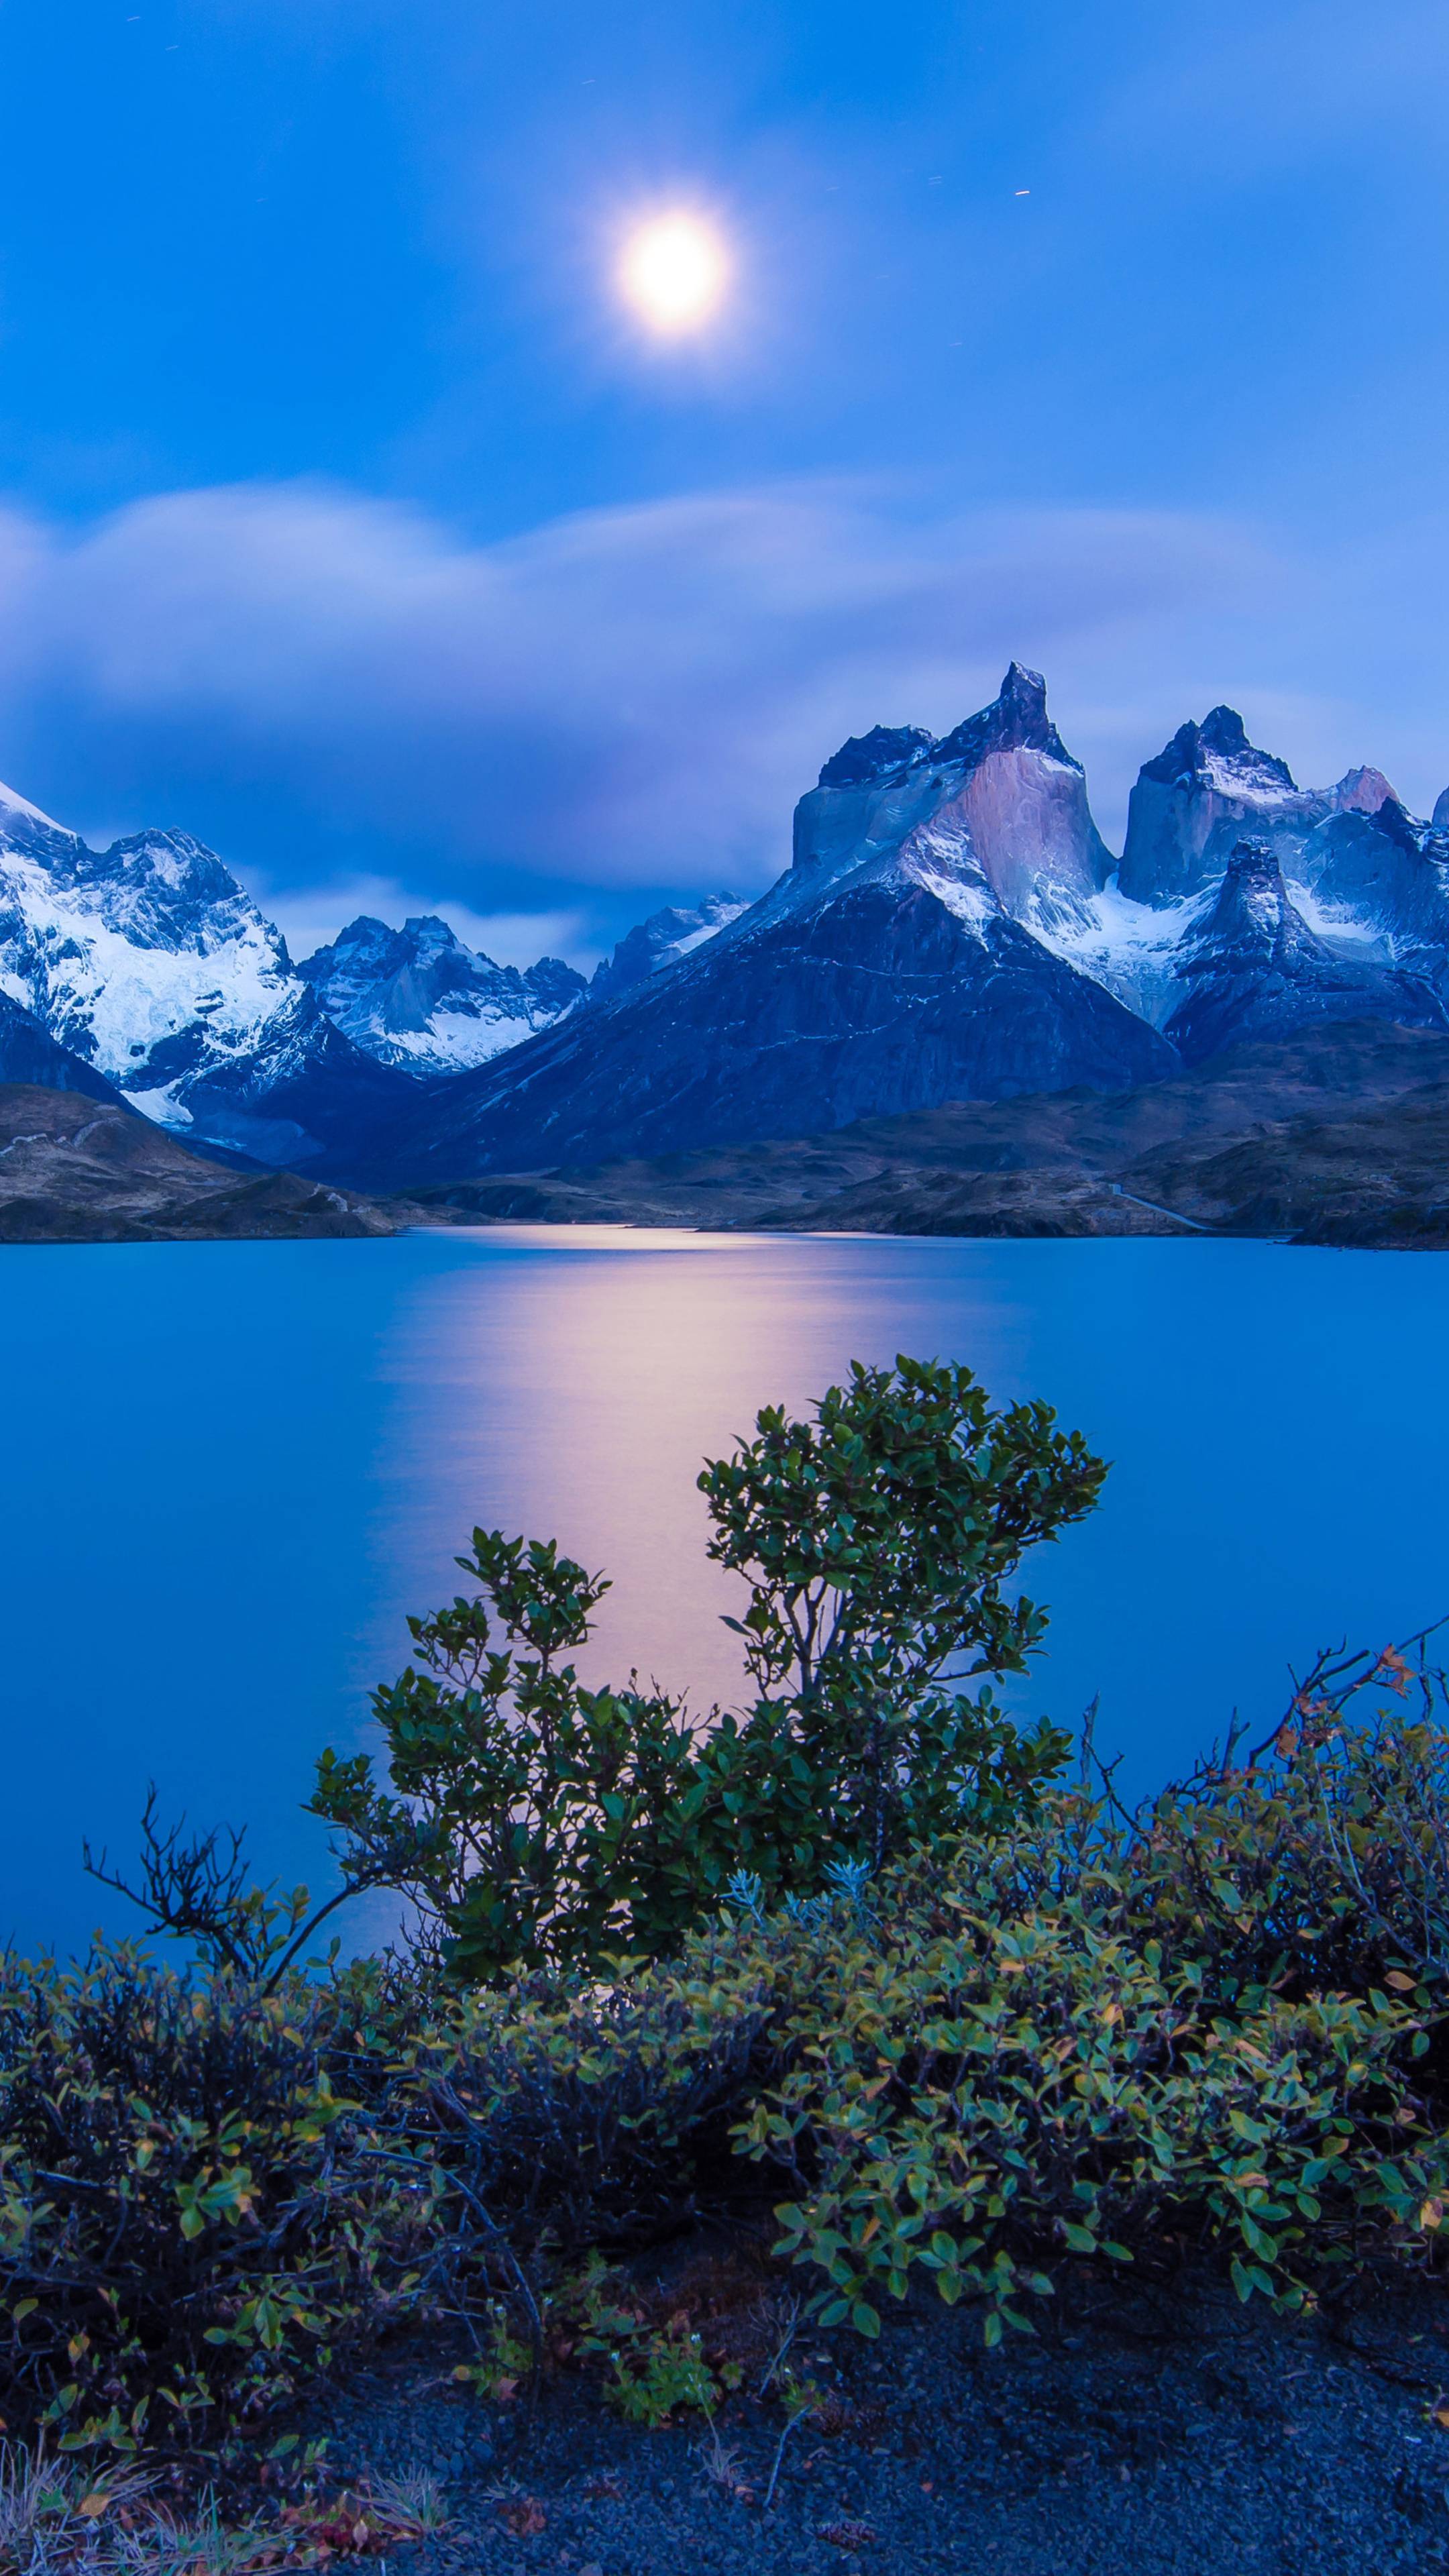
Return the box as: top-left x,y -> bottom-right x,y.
0,784 -> 590,1161
5,666 -> 1449,1190
1163,840 -> 1448,1065
588,893 -> 747,1002
347,666 -> 1177,1187
0,785 -> 294,1114
331,666 -> 1449,1190
1023,710 -> 1449,1033
297,914 -> 586,1074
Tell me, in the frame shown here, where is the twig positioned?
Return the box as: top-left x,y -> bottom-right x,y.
761,2403 -> 812,2513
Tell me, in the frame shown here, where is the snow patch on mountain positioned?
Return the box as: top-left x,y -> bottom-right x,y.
1032,885 -> 1208,1028
297,913 -> 586,1074
0,815 -> 293,1092
588,894 -> 749,1002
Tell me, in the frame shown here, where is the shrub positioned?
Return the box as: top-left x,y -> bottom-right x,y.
0,1944 -> 429,2455
11,1672 -> 1449,2459
721,1882 -> 1441,2339
307,1357 -> 1102,1981
366,1800 -> 1449,2356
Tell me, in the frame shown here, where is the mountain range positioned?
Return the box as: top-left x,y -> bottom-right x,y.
1,665 -> 1447,1188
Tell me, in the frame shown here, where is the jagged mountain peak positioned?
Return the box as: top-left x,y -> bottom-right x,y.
297,909 -> 586,1073
794,663 -> 1107,919
933,661 -> 1077,772
1194,839 -> 1313,957
1165,837 -> 1448,1066
1139,708 -> 1297,798
588,892 -> 748,1004
817,726 -> 935,792
1434,788 -> 1449,830
813,666 -> 1076,802
1332,765 -> 1397,815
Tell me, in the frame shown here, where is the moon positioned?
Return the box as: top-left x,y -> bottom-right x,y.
617,213 -> 730,335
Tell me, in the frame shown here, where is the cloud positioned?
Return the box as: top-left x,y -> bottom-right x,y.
0,473 -> 1445,911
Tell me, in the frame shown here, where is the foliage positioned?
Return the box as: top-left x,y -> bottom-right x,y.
727,1882 -> 1440,2341
0,1943 -> 432,2456
966,1630 -> 1449,2010
309,1532 -> 708,1982
30,1336 -> 1449,2459
307,1358 -> 1101,1980
9,1658 -> 1449,2461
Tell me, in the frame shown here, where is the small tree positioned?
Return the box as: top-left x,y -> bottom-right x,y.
310,1532 -> 703,1982
308,1356 -> 1106,1981
698,1354 -> 1106,1870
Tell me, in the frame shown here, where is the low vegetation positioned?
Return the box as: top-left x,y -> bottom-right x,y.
4,1356 -> 1448,2493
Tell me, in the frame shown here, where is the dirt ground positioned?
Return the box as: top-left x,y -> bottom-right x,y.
292,2257 -> 1449,2576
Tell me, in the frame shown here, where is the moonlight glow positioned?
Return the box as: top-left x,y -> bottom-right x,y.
617,213 -> 730,334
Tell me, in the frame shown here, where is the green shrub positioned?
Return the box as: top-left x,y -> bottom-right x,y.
720,1884 -> 1440,2339
309,1358 -> 1100,1981
372,1805 -> 1449,2354
10,1702 -> 1449,2458
40,1344 -> 1449,2457
0,1944 -> 429,2455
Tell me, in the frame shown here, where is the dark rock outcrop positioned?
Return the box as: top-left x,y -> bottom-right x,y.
0,994 -> 124,1100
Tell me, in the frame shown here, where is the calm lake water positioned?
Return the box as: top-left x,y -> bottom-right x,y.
3,1224 -> 1447,1960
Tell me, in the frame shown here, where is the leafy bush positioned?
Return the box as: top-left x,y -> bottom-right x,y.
967,1633 -> 1449,2009
724,1880 -> 1440,2338
10,1695 -> 1449,2459
386,1836 -> 1442,2351
309,1358 -> 1102,1980
0,1944 -> 430,2455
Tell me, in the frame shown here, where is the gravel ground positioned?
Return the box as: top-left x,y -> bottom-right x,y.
288,2256 -> 1449,2576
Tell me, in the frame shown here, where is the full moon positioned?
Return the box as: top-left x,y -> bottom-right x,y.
617,213 -> 729,334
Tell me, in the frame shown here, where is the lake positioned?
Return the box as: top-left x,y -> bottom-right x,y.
3,1224 -> 1446,1960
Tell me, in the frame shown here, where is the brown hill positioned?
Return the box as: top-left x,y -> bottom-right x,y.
0,1087 -> 404,1242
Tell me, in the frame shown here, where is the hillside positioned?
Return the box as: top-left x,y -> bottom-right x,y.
0,1087 -> 403,1242
396,1020 -> 1449,1247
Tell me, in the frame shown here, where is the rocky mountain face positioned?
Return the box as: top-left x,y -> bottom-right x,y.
0,788 -> 295,1114
0,991 -> 125,1099
347,667 -> 1176,1188
5,663 -> 1449,1195
0,784 -> 583,1163
297,913 -> 586,1074
142,985 -> 421,1171
1163,841 -> 1448,1064
793,661 -> 1113,941
588,893 -> 747,1002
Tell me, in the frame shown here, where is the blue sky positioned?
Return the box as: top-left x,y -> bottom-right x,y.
0,0 -> 1446,962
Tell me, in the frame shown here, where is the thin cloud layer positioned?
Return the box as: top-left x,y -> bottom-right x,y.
0,476 -> 1444,923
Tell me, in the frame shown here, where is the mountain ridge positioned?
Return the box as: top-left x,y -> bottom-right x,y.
3,666 -> 1449,1191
